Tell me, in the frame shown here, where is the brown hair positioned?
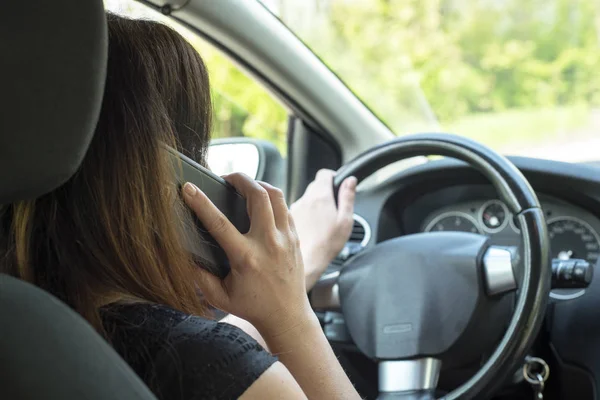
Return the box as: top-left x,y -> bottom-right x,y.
0,14 -> 212,332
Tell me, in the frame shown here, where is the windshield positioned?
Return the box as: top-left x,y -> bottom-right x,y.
262,0 -> 600,163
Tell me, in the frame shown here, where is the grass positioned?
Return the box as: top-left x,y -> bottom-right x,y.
444,105 -> 592,152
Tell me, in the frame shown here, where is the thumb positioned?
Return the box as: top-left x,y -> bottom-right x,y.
195,267 -> 229,311
337,176 -> 357,225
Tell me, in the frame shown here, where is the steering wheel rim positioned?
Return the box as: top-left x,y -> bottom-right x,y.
331,133 -> 550,399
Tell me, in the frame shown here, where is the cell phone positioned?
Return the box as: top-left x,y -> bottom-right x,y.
167,147 -> 250,279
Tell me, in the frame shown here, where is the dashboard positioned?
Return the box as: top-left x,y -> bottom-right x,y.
337,156 -> 600,399
419,194 -> 600,300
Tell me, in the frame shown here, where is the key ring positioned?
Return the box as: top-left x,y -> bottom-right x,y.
523,356 -> 550,385
532,373 -> 545,399
534,373 -> 545,391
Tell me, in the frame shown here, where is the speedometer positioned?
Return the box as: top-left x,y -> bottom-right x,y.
548,217 -> 600,265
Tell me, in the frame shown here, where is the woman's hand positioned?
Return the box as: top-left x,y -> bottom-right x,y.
290,169 -> 357,290
184,174 -> 362,400
183,174 -> 312,337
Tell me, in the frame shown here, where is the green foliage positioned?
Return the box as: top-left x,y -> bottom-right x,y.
109,0 -> 600,154
298,0 -> 600,134
183,0 -> 599,153
447,105 -> 590,150
185,37 -> 289,154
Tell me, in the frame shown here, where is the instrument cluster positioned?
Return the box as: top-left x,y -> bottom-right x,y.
422,198 -> 600,269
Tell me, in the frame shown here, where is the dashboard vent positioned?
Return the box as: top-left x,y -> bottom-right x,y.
349,219 -> 367,244
331,214 -> 371,266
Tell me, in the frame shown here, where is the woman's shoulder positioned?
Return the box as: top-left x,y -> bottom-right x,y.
102,302 -> 277,400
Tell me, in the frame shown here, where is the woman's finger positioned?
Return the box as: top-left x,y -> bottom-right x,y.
223,173 -> 276,231
316,170 -> 336,197
182,182 -> 245,254
195,267 -> 229,310
315,168 -> 335,183
337,176 -> 357,224
257,181 -> 289,229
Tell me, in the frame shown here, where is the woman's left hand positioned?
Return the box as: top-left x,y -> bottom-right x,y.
290,169 -> 357,290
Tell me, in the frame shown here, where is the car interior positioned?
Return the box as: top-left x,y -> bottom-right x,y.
0,0 -> 156,399
2,0 -> 600,399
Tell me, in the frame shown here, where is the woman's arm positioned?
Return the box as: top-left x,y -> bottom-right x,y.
220,314 -> 269,349
290,170 -> 357,289
258,310 -> 360,400
222,170 -> 357,351
225,313 -> 359,400
240,362 -> 307,400
185,175 -> 360,399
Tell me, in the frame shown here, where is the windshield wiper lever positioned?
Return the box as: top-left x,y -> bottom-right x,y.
551,258 -> 593,289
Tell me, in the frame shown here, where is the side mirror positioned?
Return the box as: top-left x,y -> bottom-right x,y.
207,138 -> 285,187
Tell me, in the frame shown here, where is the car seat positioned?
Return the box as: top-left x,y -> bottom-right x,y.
0,1 -> 157,398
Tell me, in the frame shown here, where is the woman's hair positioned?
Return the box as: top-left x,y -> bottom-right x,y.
0,14 -> 213,332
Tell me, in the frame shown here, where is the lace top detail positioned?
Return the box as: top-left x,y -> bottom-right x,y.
101,303 -> 277,400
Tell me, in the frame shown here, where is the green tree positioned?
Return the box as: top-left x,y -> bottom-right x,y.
297,0 -> 600,126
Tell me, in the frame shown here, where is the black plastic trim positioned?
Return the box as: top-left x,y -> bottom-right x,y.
335,134 -> 540,213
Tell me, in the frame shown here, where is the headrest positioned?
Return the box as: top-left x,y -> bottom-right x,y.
0,0 -> 107,204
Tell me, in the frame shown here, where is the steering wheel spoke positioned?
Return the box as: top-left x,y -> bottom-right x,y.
378,358 -> 441,397
311,270 -> 341,311
482,246 -> 518,296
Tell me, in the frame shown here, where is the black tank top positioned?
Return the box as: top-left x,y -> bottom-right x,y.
101,303 -> 277,400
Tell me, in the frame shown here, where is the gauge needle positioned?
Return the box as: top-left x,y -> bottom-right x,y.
484,213 -> 499,227
558,250 -> 573,260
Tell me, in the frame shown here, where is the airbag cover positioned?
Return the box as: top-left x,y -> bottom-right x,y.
338,232 -> 489,359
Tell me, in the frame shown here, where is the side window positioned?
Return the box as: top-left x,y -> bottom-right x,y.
190,39 -> 289,156
190,40 -> 289,177
104,0 -> 289,173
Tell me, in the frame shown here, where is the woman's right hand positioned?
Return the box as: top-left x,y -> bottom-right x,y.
182,173 -> 313,337
185,174 -> 362,400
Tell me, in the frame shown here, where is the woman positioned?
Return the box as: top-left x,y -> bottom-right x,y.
0,13 -> 360,400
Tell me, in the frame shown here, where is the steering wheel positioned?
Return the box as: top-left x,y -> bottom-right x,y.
311,133 -> 551,399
